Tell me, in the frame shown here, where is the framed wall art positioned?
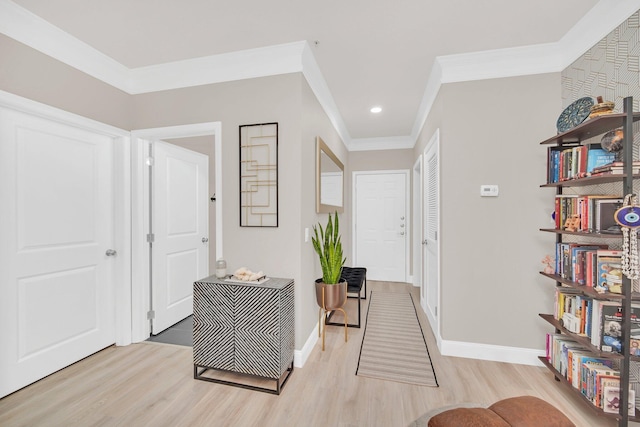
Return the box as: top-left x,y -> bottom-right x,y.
239,122 -> 278,227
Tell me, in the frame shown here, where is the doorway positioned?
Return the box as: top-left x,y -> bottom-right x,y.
353,170 -> 409,282
130,122 -> 222,342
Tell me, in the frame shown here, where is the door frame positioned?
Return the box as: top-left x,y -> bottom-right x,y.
412,156 -> 422,289
351,169 -> 410,282
130,122 -> 222,342
0,89 -> 132,346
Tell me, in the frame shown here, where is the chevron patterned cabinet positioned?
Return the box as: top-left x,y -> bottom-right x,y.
193,276 -> 295,394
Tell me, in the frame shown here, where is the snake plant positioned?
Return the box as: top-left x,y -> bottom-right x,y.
312,212 -> 346,284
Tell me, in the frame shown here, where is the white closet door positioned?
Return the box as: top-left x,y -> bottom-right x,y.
151,140 -> 208,334
423,131 -> 440,334
0,108 -> 116,398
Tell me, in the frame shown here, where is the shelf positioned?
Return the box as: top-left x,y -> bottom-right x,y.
540,313 -> 628,359
540,113 -> 640,146
539,272 -> 631,301
538,356 -> 640,422
539,228 -> 622,238
541,174 -> 640,187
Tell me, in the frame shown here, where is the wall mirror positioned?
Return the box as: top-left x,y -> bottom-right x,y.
316,137 -> 344,213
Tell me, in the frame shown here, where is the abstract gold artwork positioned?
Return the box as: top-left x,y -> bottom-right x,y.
239,123 -> 278,227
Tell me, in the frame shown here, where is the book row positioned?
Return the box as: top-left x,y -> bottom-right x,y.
546,334 -> 636,413
554,194 -> 622,233
554,244 -> 622,293
554,288 -> 640,354
547,144 -> 615,183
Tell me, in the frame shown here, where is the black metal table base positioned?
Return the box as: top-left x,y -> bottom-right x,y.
325,267 -> 367,328
193,361 -> 294,395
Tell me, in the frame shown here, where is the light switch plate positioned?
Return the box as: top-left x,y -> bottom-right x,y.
480,185 -> 499,197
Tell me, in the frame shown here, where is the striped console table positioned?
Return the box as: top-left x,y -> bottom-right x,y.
193,276 -> 294,394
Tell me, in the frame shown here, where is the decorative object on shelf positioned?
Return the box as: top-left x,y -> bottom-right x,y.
614,194 -> 640,280
231,266 -> 266,282
239,122 -> 278,227
601,128 -> 625,161
556,96 -> 595,133
589,96 -> 616,118
541,255 -> 554,274
312,211 -> 348,350
215,259 -> 227,278
563,214 -> 581,232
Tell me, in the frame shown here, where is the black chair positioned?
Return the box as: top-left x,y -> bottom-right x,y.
325,267 -> 367,328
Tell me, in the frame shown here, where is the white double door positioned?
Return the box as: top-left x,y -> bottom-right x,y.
0,108 -> 117,398
354,171 -> 408,282
149,141 -> 209,334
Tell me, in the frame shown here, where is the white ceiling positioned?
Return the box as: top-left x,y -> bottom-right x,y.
3,0 -> 639,149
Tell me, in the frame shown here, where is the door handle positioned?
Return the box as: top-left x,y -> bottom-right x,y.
422,240 -> 428,245
202,237 -> 209,243
105,249 -> 117,256
400,231 -> 405,235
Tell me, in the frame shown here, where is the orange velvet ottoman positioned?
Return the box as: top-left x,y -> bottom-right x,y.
411,396 -> 575,427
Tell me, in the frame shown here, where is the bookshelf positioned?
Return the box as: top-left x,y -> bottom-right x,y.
540,97 -> 639,426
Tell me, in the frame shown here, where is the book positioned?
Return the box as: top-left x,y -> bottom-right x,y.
586,147 -> 617,174
603,386 -> 636,414
596,250 -> 623,291
601,304 -> 623,353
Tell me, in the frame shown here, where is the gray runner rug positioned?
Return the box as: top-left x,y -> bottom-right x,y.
356,291 -> 438,387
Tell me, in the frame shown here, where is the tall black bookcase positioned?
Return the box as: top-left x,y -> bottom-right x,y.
539,97 -> 640,426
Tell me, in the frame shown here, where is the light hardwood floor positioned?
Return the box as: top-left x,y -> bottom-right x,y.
0,281 -> 625,426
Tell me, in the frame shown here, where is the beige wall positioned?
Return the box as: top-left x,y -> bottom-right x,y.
349,149 -> 413,172
0,34 -> 131,130
414,74 -> 561,350
130,74 -> 321,347
300,78 -> 351,343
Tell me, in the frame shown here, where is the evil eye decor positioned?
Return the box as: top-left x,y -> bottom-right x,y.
614,205 -> 640,229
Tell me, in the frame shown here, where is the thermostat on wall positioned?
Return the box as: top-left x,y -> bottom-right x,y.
480,185 -> 499,197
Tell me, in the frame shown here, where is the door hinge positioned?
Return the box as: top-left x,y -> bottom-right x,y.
435,306 -> 438,316
146,233 -> 155,243
147,310 -> 155,320
146,156 -> 154,167
435,231 -> 438,240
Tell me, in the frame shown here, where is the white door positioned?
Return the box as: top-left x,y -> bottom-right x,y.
0,108 -> 116,398
151,140 -> 209,334
423,131 -> 440,334
354,171 -> 408,282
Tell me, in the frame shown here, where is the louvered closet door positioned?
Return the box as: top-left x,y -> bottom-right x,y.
423,132 -> 440,331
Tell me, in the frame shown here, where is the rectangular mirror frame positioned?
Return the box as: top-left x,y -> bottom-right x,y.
316,136 -> 344,213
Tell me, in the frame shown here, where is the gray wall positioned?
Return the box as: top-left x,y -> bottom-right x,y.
414,73 -> 561,349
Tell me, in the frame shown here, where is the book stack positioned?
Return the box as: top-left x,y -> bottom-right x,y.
547,144 -> 616,183
553,195 -> 621,232
545,334 -> 636,412
591,161 -> 640,176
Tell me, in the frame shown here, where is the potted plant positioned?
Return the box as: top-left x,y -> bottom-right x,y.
312,211 -> 347,310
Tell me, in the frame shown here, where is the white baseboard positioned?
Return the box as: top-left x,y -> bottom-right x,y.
294,323 -> 319,368
439,340 -> 545,367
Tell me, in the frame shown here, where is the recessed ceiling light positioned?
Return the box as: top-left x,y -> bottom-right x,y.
370,106 -> 382,113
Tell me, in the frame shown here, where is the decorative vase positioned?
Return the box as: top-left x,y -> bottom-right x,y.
315,279 -> 347,310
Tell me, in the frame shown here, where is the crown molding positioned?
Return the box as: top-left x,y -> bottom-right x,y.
300,42 -> 352,149
408,0 -> 640,148
0,0 -> 133,92
130,41 -> 306,94
1,0 -> 639,151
